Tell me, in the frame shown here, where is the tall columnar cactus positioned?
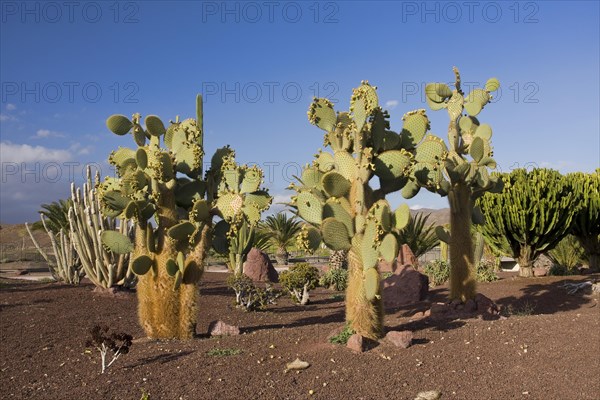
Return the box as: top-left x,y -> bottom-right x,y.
568,170 -> 600,272
25,217 -> 82,284
476,168 -> 578,277
68,165 -> 135,290
291,82 -> 414,339
99,95 -> 271,339
402,67 -> 503,301
212,219 -> 257,274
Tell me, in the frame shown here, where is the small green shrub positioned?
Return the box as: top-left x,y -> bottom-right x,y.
207,348 -> 243,357
476,260 -> 499,282
319,268 -> 349,291
329,324 -> 355,345
226,274 -> 280,311
548,264 -> 579,276
549,235 -> 585,271
423,260 -> 450,287
279,263 -> 320,305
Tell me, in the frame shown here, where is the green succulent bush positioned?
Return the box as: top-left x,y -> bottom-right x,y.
319,267 -> 349,291
475,259 -> 499,283
279,262 -> 320,305
423,260 -> 450,287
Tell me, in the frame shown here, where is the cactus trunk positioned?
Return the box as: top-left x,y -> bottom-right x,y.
448,183 -> 477,301
346,248 -> 383,340
517,246 -> 534,278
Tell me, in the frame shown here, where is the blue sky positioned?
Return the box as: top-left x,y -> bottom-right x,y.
1,0 -> 599,224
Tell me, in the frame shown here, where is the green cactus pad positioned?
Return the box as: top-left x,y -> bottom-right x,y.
470,137 -> 485,162
361,221 -> 380,269
478,157 -> 497,168
333,151 -> 357,180
464,89 -> 490,116
364,267 -> 379,301
182,260 -> 202,284
242,204 -> 261,225
244,190 -> 272,210
131,255 -> 154,276
476,167 -> 491,188
322,218 -> 352,251
425,83 -> 452,103
173,270 -> 183,291
100,230 -> 134,254
394,204 -> 411,231
472,205 -> 486,225
145,115 -> 166,137
240,168 -> 262,194
190,199 -> 210,222
435,226 -> 451,243
446,92 -> 464,121
176,251 -> 185,269
106,115 -> 133,135
148,150 -> 174,182
166,258 -> 179,277
415,135 -> 448,164
322,171 -> 351,198
222,165 -> 241,193
401,111 -> 429,149
175,180 -> 205,208
212,220 -> 230,254
300,166 -> 324,189
426,96 -> 447,111
210,146 -> 234,172
164,123 -> 178,149
136,148 -> 148,169
380,233 -> 398,263
296,191 -> 324,225
101,190 -> 130,214
308,98 -> 337,132
401,179 -> 420,199
373,149 -> 412,180
474,124 -> 492,140
370,200 -> 392,232
485,78 -> 500,92
302,225 -> 322,252
171,128 -> 187,154
216,193 -> 244,221
323,200 -> 354,236
316,151 -> 335,172
175,145 -> 202,177
350,82 -> 378,132
146,225 -> 156,253
121,170 -> 148,195
109,147 -> 136,167
133,127 -> 146,146
168,222 -> 196,241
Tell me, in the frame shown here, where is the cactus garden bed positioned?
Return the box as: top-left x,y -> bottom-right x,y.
0,271 -> 598,399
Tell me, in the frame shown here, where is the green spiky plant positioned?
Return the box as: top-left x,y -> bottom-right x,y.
30,199 -> 72,233
99,95 -> 271,339
401,68 -> 503,301
212,218 -> 267,274
260,213 -> 302,265
291,82 -> 414,339
568,170 -> 600,272
476,168 -> 577,277
397,212 -> 439,258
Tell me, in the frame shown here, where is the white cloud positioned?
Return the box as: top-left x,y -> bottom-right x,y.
69,142 -> 94,155
32,129 -> 65,139
6,104 -> 16,111
272,193 -> 292,205
0,141 -> 72,163
385,100 -> 399,109
0,113 -> 15,122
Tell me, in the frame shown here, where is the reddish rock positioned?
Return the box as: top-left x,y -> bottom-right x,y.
208,320 -> 240,336
347,334 -> 367,352
381,264 -> 429,308
475,293 -> 499,315
378,258 -> 397,273
533,267 -> 548,277
397,244 -> 418,268
385,330 -> 413,348
243,248 -> 279,283
464,299 -> 477,313
429,302 -> 450,317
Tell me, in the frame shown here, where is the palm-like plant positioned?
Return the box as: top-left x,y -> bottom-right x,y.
397,212 -> 440,259
260,213 -> 302,265
31,199 -> 72,233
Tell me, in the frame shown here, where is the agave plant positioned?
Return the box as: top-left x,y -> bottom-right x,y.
260,213 -> 302,265
397,212 -> 439,259
31,199 -> 72,233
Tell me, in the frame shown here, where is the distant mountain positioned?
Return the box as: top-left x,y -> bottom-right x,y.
409,208 -> 450,226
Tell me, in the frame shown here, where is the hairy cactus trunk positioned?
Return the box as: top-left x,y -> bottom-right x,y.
346,248 -> 383,340
448,183 -> 477,301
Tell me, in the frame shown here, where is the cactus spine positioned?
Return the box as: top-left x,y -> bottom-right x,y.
404,68 -> 503,301
100,95 -> 271,339
293,82 -> 414,339
68,165 -> 135,289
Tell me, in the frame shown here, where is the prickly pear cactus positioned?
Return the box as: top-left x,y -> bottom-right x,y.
405,67 -> 503,301
291,82 -> 417,339
99,95 -> 271,339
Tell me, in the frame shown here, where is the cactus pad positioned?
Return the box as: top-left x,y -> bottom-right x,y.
464,89 -> 490,116
145,115 -> 166,137
323,200 -> 354,236
308,97 -> 337,132
333,151 -> 357,180
166,258 -> 179,277
415,135 -> 448,164
100,230 -> 134,254
363,267 -> 379,301
380,233 -> 398,263
296,191 -> 323,225
373,149 -> 412,180
106,115 -> 133,135
401,111 -> 429,149
322,171 -> 351,198
484,78 -> 500,92
168,222 -> 196,241
322,218 -> 351,251
394,204 -> 410,231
